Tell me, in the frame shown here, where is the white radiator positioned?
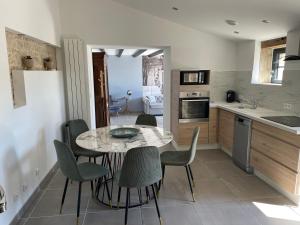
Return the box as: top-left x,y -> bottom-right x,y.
63,39 -> 90,124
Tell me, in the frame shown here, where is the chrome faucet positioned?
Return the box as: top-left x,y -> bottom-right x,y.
0,185 -> 7,213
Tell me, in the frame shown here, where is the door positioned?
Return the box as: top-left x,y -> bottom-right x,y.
92,52 -> 109,128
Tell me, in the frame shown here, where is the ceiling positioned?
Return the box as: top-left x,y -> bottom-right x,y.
111,0 -> 300,40
92,48 -> 164,57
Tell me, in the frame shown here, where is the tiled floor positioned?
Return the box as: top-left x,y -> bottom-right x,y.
110,113 -> 164,128
18,150 -> 300,225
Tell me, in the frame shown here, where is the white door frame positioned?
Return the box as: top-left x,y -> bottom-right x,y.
85,45 -> 171,130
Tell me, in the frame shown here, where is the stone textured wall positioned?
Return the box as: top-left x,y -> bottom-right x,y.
5,31 -> 57,71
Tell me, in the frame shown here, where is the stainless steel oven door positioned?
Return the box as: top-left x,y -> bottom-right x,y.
179,98 -> 209,123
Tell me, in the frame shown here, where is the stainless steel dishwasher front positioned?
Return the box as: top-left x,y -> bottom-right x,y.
232,115 -> 253,173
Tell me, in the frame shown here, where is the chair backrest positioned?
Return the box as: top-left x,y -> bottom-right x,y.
66,119 -> 89,151
119,146 -> 162,188
54,140 -> 82,181
135,114 -> 157,127
187,127 -> 200,165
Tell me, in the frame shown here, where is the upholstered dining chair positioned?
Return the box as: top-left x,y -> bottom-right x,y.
65,119 -> 104,162
135,114 -> 157,127
160,127 -> 200,202
54,140 -> 111,225
117,146 -> 163,225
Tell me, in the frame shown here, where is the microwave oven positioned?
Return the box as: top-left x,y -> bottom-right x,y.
180,70 -> 209,85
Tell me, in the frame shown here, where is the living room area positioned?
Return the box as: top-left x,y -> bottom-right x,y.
94,47 -> 165,127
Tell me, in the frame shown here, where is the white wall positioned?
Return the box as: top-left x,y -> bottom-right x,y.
0,1 -> 65,225
59,0 -> 238,129
107,56 -> 143,112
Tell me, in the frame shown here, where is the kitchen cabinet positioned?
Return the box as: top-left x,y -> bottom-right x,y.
218,109 -> 235,155
177,122 -> 208,145
209,108 -> 218,144
251,121 -> 300,194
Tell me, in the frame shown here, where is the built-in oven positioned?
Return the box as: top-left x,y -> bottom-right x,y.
179,91 -> 209,123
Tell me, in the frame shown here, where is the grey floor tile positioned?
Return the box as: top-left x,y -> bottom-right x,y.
30,189 -> 90,217
142,205 -> 203,225
196,201 -> 262,225
24,214 -> 84,225
221,175 -> 281,200
204,160 -> 250,179
84,208 -> 142,225
240,200 -> 300,225
193,178 -> 238,204
196,149 -> 231,163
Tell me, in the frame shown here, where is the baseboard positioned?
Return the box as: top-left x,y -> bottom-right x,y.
9,163 -> 58,225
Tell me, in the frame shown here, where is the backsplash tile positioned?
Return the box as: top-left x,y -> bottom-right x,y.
235,70 -> 300,115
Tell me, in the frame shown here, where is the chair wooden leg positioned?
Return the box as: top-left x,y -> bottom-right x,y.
60,178 -> 69,214
185,166 -> 195,202
151,184 -> 162,225
117,187 -> 122,208
125,188 -> 130,225
94,157 -> 96,164
76,182 -> 82,225
89,157 -> 91,162
188,165 -> 195,187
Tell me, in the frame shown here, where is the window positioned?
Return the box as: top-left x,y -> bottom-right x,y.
271,47 -> 286,84
257,37 -> 286,85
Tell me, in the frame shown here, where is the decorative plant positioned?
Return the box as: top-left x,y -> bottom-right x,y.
22,56 -> 33,70
43,57 -> 53,70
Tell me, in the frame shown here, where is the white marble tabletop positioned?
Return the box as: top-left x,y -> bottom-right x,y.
76,125 -> 173,153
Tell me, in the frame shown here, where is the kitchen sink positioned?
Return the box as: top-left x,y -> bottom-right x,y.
261,116 -> 300,127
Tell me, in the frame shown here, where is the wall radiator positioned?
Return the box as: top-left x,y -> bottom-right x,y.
63,39 -> 90,124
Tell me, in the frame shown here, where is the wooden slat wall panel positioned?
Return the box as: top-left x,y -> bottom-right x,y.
63,39 -> 89,124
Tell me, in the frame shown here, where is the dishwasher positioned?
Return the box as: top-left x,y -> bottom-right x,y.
232,115 -> 253,174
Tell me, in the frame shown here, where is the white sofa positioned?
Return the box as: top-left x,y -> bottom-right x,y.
142,86 -> 163,115
143,95 -> 163,115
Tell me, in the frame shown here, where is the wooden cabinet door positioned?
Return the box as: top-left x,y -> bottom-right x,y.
209,108 -> 218,144
218,109 -> 235,154
177,122 -> 208,145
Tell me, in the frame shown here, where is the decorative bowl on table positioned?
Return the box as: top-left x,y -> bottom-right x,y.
110,127 -> 139,138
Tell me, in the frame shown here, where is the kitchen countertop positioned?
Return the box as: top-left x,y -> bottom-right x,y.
210,102 -> 300,135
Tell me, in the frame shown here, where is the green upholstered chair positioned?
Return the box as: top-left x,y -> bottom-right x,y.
117,146 -> 162,225
160,127 -> 200,202
65,119 -> 104,162
54,140 -> 111,225
135,114 -> 157,127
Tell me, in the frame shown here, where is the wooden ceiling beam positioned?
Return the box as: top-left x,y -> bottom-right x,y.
147,49 -> 164,58
132,49 -> 147,57
116,49 -> 124,57
261,37 -> 287,49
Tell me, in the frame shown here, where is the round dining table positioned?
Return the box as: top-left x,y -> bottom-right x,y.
76,125 -> 173,208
